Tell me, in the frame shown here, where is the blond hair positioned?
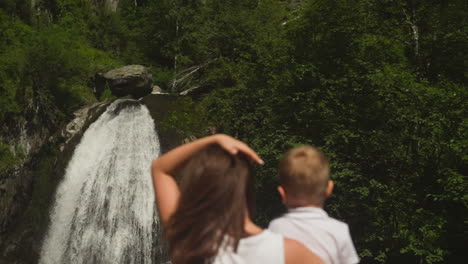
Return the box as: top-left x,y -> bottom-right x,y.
279,146 -> 330,205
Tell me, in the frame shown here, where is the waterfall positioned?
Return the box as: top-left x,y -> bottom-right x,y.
39,99 -> 161,264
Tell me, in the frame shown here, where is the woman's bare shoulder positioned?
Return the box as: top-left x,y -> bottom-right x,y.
283,238 -> 324,264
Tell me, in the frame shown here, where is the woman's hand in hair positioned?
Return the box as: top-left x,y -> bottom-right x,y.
152,134 -> 262,226
214,134 -> 264,165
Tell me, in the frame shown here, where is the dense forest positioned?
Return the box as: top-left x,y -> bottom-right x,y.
0,0 -> 466,263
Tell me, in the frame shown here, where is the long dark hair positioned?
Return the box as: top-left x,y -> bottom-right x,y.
166,144 -> 256,264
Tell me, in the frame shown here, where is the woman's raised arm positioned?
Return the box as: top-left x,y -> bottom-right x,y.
151,134 -> 263,226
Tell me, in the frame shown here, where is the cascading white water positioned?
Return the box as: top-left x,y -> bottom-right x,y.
40,99 -> 161,264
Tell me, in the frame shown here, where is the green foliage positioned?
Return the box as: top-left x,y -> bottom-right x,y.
0,10 -> 31,121
152,67 -> 174,91
180,1 -> 466,263
0,142 -> 17,172
98,87 -> 117,102
160,96 -> 209,137
0,8 -> 121,128
96,4 -> 465,262
0,137 -> 25,173
23,145 -> 59,232
0,0 -> 31,21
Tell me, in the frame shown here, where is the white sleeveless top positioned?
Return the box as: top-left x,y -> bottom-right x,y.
213,230 -> 285,264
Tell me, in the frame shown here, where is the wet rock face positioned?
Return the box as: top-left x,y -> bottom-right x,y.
0,123 -> 50,237
59,101 -> 112,152
95,65 -> 153,99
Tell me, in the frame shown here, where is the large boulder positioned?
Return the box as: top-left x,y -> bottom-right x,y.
95,65 -> 153,98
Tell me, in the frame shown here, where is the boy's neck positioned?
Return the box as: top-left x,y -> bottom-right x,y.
302,204 -> 323,208
287,204 -> 323,209
286,202 -> 324,209
283,195 -> 326,208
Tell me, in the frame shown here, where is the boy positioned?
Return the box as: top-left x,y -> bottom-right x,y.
269,146 -> 359,264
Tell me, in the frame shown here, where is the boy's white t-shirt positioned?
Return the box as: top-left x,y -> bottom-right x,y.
269,207 -> 359,264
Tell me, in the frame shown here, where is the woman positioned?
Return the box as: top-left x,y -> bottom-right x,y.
151,134 -> 323,264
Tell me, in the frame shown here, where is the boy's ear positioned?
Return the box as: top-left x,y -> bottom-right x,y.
277,186 -> 287,204
325,180 -> 334,197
